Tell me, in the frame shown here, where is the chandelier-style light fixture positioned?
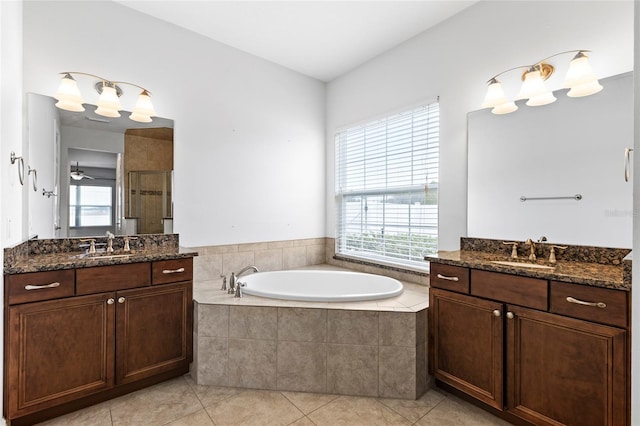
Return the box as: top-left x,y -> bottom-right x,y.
481,50 -> 603,115
54,72 -> 157,123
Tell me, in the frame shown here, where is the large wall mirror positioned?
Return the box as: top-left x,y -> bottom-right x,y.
467,72 -> 632,248
27,93 -> 174,239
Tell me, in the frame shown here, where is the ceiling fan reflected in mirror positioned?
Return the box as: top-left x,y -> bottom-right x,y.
70,162 -> 95,180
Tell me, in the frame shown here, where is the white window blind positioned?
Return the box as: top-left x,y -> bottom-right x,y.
335,102 -> 439,268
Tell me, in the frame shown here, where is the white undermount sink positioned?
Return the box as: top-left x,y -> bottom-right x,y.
491,260 -> 555,270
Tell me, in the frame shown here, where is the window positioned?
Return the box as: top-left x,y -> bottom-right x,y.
69,185 -> 113,227
335,102 -> 439,269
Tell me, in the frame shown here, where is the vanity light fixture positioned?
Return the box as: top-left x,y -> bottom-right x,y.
481,50 -> 603,115
54,72 -> 157,123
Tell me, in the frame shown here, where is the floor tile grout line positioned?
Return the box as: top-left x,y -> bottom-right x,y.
279,391 -> 340,417
410,393 -> 449,425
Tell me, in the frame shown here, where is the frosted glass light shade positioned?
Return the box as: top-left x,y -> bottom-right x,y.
129,112 -> 152,123
564,53 -> 600,89
567,80 -> 603,97
55,99 -> 85,112
517,70 -> 551,100
54,74 -> 85,112
130,90 -> 156,122
491,101 -> 518,115
526,92 -> 557,106
95,85 -> 122,118
481,80 -> 508,109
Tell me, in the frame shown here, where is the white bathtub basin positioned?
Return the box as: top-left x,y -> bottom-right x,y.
239,270 -> 404,302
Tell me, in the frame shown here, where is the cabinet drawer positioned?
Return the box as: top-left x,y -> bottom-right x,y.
550,281 -> 628,329
76,263 -> 150,295
152,258 -> 193,285
6,269 -> 75,305
471,270 -> 548,310
429,263 -> 470,293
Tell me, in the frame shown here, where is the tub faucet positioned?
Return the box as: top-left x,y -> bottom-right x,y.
228,265 -> 260,294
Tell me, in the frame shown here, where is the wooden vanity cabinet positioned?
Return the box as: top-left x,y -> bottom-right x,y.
429,288 -> 504,409
116,281 -> 192,384
506,305 -> 626,426
6,292 -> 115,419
4,257 -> 193,424
429,264 -> 629,426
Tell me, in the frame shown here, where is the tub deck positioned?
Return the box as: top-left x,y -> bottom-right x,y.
194,264 -> 429,312
192,265 -> 430,400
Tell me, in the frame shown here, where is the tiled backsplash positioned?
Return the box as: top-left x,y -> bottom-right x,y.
186,238 -> 327,282
187,237 -> 430,285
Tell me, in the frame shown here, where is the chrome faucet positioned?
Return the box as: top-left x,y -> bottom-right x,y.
228,265 -> 260,295
105,231 -> 115,253
525,238 -> 536,261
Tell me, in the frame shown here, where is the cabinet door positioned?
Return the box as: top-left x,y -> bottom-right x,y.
430,288 -> 504,409
7,293 -> 115,419
115,281 -> 192,384
506,305 -> 627,426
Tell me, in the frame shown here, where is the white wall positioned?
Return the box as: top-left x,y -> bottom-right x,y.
0,1 -> 23,424
631,1 -> 639,423
22,0 -> 326,247
326,0 -> 634,251
1,0 -> 25,248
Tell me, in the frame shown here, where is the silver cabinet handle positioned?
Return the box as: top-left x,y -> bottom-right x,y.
625,148 -> 633,182
566,296 -> 606,309
118,297 -> 126,304
436,273 -> 459,282
25,282 -> 60,291
506,312 -> 514,319
493,310 -> 501,317
107,298 -> 115,305
162,267 -> 185,274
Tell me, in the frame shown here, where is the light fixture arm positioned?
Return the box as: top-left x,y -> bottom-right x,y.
55,71 -> 157,122
486,50 -> 591,83
481,49 -> 602,115
532,49 -> 591,68
59,72 -> 152,94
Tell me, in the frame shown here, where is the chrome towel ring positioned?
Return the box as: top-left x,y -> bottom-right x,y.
9,152 -> 24,185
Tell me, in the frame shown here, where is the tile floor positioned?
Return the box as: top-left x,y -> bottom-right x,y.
36,374 -> 511,426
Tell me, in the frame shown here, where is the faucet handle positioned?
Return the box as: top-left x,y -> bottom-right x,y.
80,238 -> 97,254
220,274 -> 227,291
503,241 -> 518,259
549,245 -> 568,264
234,281 -> 245,298
123,236 -> 137,252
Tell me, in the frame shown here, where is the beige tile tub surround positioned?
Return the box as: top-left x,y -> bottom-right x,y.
192,271 -> 429,400
189,238 -> 328,282
187,237 -> 430,285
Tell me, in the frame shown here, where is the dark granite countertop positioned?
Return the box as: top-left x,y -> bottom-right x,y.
426,250 -> 628,291
4,248 -> 198,275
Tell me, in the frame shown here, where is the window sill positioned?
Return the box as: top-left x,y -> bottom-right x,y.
333,254 -> 430,277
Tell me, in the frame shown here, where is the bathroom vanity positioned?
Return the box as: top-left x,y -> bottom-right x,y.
3,235 -> 196,425
427,238 -> 631,426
